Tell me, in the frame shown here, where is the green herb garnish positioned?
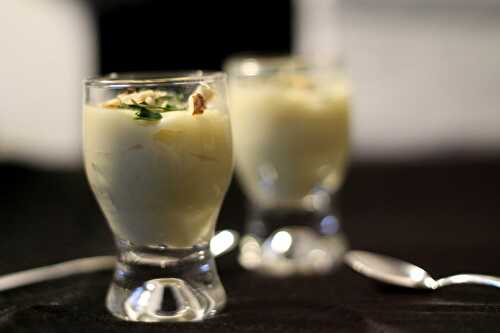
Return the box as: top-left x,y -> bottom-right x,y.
134,109 -> 163,121
125,102 -> 163,121
123,92 -> 187,121
106,90 -> 192,120
157,95 -> 175,101
163,103 -> 185,111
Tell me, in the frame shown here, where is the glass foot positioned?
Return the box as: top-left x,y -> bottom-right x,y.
239,208 -> 349,276
106,242 -> 226,322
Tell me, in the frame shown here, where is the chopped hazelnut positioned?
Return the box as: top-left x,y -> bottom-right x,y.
145,96 -> 155,105
190,93 -> 206,115
102,98 -> 121,108
194,83 -> 215,101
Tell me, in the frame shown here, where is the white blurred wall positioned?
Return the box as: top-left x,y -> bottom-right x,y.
295,0 -> 500,160
0,0 -> 96,168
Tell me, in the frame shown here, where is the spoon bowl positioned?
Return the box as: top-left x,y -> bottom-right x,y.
345,250 -> 500,290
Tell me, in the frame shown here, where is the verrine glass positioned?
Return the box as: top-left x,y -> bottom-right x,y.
83,72 -> 233,321
225,56 -> 351,276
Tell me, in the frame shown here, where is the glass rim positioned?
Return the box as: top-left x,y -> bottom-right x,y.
223,54 -> 343,78
84,71 -> 226,87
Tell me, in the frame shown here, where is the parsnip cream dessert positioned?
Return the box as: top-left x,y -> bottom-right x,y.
229,73 -> 350,208
84,85 -> 233,248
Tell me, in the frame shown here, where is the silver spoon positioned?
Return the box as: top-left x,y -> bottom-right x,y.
345,250 -> 500,290
0,230 -> 239,292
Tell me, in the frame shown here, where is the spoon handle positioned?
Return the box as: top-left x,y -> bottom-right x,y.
0,230 -> 239,292
0,256 -> 115,292
437,274 -> 500,289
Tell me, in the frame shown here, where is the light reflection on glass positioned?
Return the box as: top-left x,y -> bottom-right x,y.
320,215 -> 339,235
137,289 -> 152,307
210,230 -> 236,257
258,163 -> 279,189
270,231 -> 293,254
239,235 -> 262,268
240,59 -> 260,76
308,249 -> 328,270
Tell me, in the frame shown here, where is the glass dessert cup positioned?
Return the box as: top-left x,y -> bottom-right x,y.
225,56 -> 351,277
83,72 -> 233,322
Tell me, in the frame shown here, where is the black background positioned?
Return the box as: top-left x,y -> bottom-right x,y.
90,0 -> 292,73
1,1 -> 500,332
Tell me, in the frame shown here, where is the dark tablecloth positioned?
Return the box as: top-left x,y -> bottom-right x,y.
1,158 -> 500,332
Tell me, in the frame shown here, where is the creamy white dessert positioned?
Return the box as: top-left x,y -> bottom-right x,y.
229,74 -> 350,208
84,87 -> 233,248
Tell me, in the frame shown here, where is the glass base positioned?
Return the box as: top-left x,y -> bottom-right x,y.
106,241 -> 226,322
239,207 -> 349,277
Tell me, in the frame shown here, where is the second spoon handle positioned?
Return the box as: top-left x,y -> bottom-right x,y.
437,274 -> 500,289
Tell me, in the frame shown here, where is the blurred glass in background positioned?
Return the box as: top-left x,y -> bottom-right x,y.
295,0 -> 500,160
